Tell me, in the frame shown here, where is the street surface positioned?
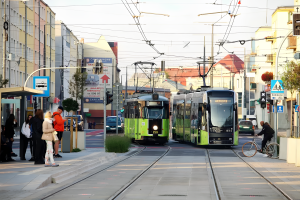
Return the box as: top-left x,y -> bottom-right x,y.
3,129 -> 300,200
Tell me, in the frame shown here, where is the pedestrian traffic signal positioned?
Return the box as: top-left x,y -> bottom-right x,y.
34,102 -> 37,110
260,92 -> 266,108
106,91 -> 113,105
267,99 -> 274,105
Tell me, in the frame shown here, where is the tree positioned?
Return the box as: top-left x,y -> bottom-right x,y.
0,75 -> 9,88
62,98 -> 79,116
165,72 -> 170,79
68,68 -> 88,103
281,61 -> 300,137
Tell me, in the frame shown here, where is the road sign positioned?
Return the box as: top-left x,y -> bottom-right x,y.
271,80 -> 284,100
273,105 -> 284,113
33,76 -> 50,97
271,80 -> 284,93
296,105 -> 300,112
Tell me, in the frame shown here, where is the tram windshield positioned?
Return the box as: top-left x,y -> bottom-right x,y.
144,107 -> 167,119
209,97 -> 234,128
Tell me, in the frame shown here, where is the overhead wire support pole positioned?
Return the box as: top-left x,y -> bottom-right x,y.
273,29 -> 292,157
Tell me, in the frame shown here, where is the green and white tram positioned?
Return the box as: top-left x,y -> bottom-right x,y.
124,94 -> 169,144
173,88 -> 239,146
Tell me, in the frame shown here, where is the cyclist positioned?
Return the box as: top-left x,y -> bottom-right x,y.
255,121 -> 274,153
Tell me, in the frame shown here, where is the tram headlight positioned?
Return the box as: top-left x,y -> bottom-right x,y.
153,125 -> 158,130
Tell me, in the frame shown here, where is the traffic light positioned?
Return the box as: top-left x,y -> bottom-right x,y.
267,99 -> 273,105
260,92 -> 266,108
106,91 -> 113,105
34,101 -> 37,110
293,13 -> 300,36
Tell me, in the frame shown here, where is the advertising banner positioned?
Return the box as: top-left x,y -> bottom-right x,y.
84,57 -> 113,103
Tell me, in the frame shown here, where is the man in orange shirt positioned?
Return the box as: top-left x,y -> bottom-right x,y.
53,106 -> 66,158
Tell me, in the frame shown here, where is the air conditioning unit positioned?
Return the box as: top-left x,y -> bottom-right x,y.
7,53 -> 15,61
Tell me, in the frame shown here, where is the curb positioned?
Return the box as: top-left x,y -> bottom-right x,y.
22,153 -> 117,190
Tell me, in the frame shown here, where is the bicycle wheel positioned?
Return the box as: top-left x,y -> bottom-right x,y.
266,143 -> 280,159
242,142 -> 257,157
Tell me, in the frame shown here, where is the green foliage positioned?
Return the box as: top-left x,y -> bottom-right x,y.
68,68 -> 88,103
281,61 -> 300,95
0,75 -> 9,88
62,98 -> 79,114
105,136 -> 131,153
165,72 -> 170,79
72,148 -> 81,152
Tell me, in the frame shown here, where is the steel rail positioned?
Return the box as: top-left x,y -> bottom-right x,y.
110,146 -> 171,200
206,149 -> 221,200
232,150 -> 293,200
41,146 -> 146,200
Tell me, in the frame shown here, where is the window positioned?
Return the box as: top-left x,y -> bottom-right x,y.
237,79 -> 239,88
20,72 -> 22,86
23,17 -> 25,31
238,92 -> 242,107
250,101 -> 255,107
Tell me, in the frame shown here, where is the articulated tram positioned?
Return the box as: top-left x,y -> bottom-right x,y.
173,88 -> 239,146
123,94 -> 169,144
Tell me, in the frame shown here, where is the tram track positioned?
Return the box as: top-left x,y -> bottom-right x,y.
40,146 -> 171,200
109,146 -> 171,199
40,146 -> 146,200
232,150 -> 293,200
205,149 -> 294,200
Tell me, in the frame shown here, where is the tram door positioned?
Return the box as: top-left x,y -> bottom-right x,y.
134,102 -> 140,140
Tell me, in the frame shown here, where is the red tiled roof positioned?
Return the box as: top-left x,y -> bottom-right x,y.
213,54 -> 244,73
158,68 -> 209,86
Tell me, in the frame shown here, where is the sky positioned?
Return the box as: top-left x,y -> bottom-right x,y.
44,0 -> 294,79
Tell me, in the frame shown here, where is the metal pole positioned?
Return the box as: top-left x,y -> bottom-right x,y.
8,0 -> 10,87
111,59 -> 114,116
61,36 -> 64,105
203,36 -> 206,86
249,75 -> 250,115
274,30 -> 292,156
39,0 -> 40,76
104,81 -> 106,150
211,24 -> 214,87
25,2 -> 27,81
125,66 -> 128,99
2,0 -> 6,84
116,84 -> 119,135
297,92 -> 299,138
243,48 -> 246,120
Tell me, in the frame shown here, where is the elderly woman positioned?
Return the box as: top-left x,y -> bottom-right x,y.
42,111 -> 59,167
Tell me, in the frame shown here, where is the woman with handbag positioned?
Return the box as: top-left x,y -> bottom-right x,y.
42,111 -> 59,167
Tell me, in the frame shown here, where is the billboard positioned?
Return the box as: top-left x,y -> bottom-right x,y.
84,57 -> 113,103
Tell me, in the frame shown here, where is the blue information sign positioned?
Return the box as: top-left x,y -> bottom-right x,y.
296,105 -> 299,113
273,105 -> 284,113
33,76 -> 50,97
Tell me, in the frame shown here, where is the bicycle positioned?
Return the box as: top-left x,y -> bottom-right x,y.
242,135 -> 280,158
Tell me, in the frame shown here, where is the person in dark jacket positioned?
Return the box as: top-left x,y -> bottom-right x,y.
20,115 -> 33,160
256,121 -> 275,153
32,109 -> 45,164
1,125 -> 14,162
29,111 -> 37,161
5,114 -> 18,157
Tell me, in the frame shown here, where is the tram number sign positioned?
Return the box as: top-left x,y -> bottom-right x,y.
153,131 -> 158,134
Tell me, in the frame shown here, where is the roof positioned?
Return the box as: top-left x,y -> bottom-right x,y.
0,87 -> 43,97
122,86 -> 171,93
272,6 -> 294,16
213,54 -> 244,73
137,95 -> 169,102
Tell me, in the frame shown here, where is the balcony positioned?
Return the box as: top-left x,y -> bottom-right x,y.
287,35 -> 297,51
266,54 -> 274,63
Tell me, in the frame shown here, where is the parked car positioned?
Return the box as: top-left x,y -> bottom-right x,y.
64,115 -> 84,131
239,120 -> 255,135
106,116 -> 122,133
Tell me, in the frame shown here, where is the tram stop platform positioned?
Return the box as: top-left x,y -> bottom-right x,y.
0,148 -> 123,199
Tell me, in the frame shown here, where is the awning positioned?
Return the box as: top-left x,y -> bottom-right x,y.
0,87 -> 43,97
